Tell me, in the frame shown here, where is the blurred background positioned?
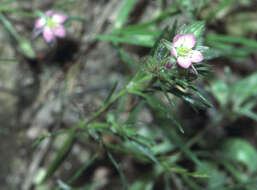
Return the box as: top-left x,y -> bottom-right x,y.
0,0 -> 257,190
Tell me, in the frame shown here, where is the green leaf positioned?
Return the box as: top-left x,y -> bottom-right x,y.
231,71 -> 257,108
206,0 -> 236,21
106,150 -> 128,190
129,181 -> 154,190
209,79 -> 229,107
206,34 -> 257,60
164,127 -> 202,167
113,28 -> 161,37
115,0 -> 138,29
158,81 -> 184,133
151,139 -> 175,154
152,29 -> 170,59
221,138 -> 257,173
118,48 -> 140,70
104,81 -> 119,103
18,39 -> 36,58
206,34 -> 257,49
238,110 -> 257,122
122,5 -> 179,31
202,48 -> 222,60
182,175 -> 203,190
191,87 -> 213,108
183,21 -> 205,38
130,90 -> 183,132
126,100 -> 145,124
67,154 -> 98,185
32,134 -> 50,147
41,130 -> 76,183
94,34 -> 154,47
128,140 -> 159,164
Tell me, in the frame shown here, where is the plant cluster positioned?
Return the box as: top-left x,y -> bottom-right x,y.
0,0 -> 257,190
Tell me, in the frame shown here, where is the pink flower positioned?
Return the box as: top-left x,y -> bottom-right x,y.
170,34 -> 203,69
34,10 -> 67,43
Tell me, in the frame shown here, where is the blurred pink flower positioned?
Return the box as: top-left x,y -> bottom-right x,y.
34,10 -> 67,43
170,34 -> 203,69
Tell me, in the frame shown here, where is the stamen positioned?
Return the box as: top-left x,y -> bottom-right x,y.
177,46 -> 191,57
46,18 -> 57,28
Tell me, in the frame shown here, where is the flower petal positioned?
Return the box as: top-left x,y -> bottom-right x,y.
177,56 -> 192,69
172,34 -> 183,47
43,27 -> 54,42
52,13 -> 67,24
35,18 -> 46,29
173,34 -> 182,43
189,50 -> 203,63
182,34 -> 196,49
170,46 -> 177,57
173,34 -> 196,49
45,10 -> 55,17
53,25 -> 66,38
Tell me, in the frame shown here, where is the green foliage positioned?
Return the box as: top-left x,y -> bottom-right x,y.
179,21 -> 206,38
206,34 -> 257,60
114,0 -> 138,29
210,70 -> 257,122
94,3 -> 179,48
221,138 -> 257,174
41,130 -> 76,183
0,13 -> 36,58
206,0 -> 236,22
67,154 -> 98,185
1,0 -> 257,190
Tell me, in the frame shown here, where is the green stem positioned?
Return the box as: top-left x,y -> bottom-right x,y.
0,7 -> 35,17
0,13 -> 22,41
85,74 -> 156,125
0,13 -> 35,58
85,88 -> 128,124
41,129 -> 76,183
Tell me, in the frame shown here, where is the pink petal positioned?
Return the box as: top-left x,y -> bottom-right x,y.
177,56 -> 192,69
173,34 -> 182,43
35,18 -> 45,29
172,34 -> 183,47
52,13 -> 67,24
173,34 -> 196,49
170,46 -> 177,57
189,50 -> 203,63
43,27 -> 54,43
183,34 -> 196,49
45,10 -> 55,17
53,25 -> 66,38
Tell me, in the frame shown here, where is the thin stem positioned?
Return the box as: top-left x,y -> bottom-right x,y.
0,7 -> 36,17
85,88 -> 128,124
0,13 -> 21,41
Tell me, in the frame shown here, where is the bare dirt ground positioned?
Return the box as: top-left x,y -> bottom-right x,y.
0,1 -> 158,189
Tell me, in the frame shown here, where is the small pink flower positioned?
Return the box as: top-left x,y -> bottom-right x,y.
170,34 -> 203,69
34,10 -> 67,43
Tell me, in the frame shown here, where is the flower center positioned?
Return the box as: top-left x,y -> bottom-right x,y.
46,18 -> 58,29
177,46 -> 191,57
